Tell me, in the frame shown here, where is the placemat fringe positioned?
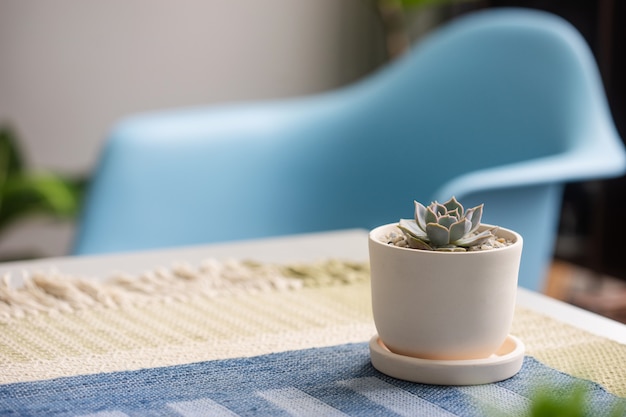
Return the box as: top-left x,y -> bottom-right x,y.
0,259 -> 370,323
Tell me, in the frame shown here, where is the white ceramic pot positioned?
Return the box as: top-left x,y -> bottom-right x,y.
369,223 -> 523,360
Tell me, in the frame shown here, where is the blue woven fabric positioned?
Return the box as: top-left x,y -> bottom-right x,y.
1,343 -> 624,416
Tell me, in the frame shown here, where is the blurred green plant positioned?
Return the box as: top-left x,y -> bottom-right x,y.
0,124 -> 87,236
485,382 -> 626,417
526,383 -> 625,417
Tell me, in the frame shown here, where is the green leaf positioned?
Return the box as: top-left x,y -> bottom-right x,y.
432,202 -> 447,216
0,123 -> 88,237
436,214 -> 457,229
455,227 -> 497,247
0,172 -> 85,231
435,246 -> 466,252
442,196 -> 463,216
465,204 -> 484,233
399,218 -> 428,240
414,200 -> 428,232
425,206 -> 439,225
0,125 -> 25,183
426,222 -> 450,246
527,384 -> 588,417
449,218 -> 471,242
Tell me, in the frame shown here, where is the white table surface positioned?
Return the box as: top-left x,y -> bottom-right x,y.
1,228 -> 625,345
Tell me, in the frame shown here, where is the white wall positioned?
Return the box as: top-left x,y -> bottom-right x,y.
0,0 -> 387,259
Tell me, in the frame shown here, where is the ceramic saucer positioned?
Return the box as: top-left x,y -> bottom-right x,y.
369,334 -> 525,385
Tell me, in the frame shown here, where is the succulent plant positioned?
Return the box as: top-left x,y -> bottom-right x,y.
398,197 -> 498,252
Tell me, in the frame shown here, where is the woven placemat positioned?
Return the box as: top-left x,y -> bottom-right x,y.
2,346 -> 624,416
1,259 -> 625,397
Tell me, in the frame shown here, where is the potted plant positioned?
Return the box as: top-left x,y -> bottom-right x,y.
0,124 -> 86,260
368,196 -> 525,385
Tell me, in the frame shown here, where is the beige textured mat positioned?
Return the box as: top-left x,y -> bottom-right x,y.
1,259 -> 624,397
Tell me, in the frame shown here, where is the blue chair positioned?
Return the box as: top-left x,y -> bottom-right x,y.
73,8 -> 626,291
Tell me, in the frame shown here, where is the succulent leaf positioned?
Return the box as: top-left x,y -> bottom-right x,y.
398,197 -> 496,251
433,202 -> 447,217
425,206 -> 438,225
455,227 -> 498,247
398,218 -> 427,240
425,223 -> 450,247
437,215 -> 457,229
436,246 -> 467,252
449,219 -> 471,242
414,201 -> 428,232
406,236 -> 433,250
446,208 -> 460,219
443,196 -> 463,215
465,204 -> 483,234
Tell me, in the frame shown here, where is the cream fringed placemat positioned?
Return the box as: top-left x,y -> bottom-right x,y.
1,259 -> 625,397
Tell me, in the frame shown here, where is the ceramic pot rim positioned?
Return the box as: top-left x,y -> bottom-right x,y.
369,223 -> 523,255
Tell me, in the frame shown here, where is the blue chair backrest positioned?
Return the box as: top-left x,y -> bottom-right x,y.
74,8 -> 626,291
